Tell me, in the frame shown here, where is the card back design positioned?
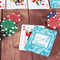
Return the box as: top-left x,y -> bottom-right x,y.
50,0 -> 60,8
24,26 -> 57,57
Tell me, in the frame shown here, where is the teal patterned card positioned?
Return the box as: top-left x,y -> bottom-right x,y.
50,0 -> 60,8
24,26 -> 57,57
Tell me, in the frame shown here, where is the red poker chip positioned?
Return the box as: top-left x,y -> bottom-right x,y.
47,13 -> 60,29
3,16 -> 7,20
3,13 -> 21,24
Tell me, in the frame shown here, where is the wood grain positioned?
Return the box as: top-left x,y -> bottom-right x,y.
0,10 -> 2,20
1,9 -> 32,60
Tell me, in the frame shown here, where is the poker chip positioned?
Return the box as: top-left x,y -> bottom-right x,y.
3,13 -> 21,24
1,19 -> 18,36
47,13 -> 60,29
47,12 -> 57,19
3,16 -> 7,21
0,30 -> 6,40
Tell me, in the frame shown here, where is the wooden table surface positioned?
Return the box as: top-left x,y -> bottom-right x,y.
0,9 -> 60,60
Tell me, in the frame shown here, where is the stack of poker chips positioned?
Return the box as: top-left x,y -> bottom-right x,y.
0,20 -> 6,40
0,13 -> 21,40
10,0 -> 24,6
47,12 -> 60,29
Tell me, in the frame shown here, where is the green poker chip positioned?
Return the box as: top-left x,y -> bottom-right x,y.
1,19 -> 18,36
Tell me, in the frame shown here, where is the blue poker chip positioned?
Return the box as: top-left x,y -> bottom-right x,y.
47,12 -> 57,19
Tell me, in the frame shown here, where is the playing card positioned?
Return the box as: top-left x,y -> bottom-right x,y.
19,24 -> 45,50
28,0 -> 50,9
7,0 -> 27,9
0,0 -> 5,9
50,0 -> 60,8
24,26 -> 57,57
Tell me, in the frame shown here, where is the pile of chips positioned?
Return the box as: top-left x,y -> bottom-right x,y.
47,12 -> 60,29
0,13 -> 21,40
